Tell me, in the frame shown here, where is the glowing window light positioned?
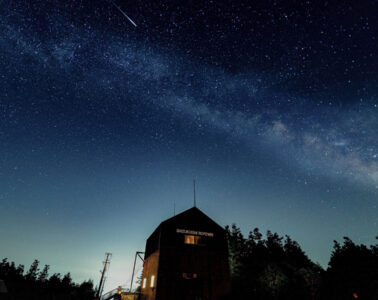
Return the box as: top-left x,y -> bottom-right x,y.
184,235 -> 201,244
150,275 -> 155,288
142,278 -> 146,289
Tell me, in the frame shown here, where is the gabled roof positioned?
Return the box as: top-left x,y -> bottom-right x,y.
146,206 -> 224,242
160,206 -> 224,231
144,206 -> 227,259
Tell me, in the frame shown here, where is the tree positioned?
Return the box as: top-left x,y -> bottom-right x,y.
78,280 -> 96,300
38,264 -> 49,282
62,272 -> 73,289
226,225 -> 322,300
48,272 -> 62,291
0,258 -> 96,299
15,264 -> 24,278
25,259 -> 40,281
321,237 -> 378,300
225,224 -> 246,279
259,263 -> 288,299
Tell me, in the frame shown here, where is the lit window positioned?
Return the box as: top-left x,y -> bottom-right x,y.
184,235 -> 201,244
142,278 -> 146,289
150,275 -> 155,288
183,273 -> 198,279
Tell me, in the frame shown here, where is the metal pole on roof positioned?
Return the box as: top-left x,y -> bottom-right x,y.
193,179 -> 196,207
130,251 -> 144,292
130,252 -> 138,292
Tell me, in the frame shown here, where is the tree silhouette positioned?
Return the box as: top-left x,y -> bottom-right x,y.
321,237 -> 378,300
25,259 -> 40,282
226,225 -> 322,300
226,227 -> 377,300
0,258 -> 95,300
38,265 -> 49,282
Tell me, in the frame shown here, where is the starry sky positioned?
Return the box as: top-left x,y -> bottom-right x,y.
0,0 -> 377,292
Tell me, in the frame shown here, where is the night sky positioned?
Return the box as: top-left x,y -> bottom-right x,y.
0,0 -> 377,292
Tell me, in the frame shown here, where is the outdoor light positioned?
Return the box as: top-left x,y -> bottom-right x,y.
142,278 -> 146,289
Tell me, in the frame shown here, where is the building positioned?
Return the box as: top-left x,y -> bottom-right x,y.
140,207 -> 231,300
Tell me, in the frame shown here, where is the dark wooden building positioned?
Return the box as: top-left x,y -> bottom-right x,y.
140,207 -> 231,300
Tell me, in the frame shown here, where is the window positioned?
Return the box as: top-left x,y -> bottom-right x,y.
183,273 -> 198,279
150,275 -> 155,288
142,278 -> 146,289
184,235 -> 201,245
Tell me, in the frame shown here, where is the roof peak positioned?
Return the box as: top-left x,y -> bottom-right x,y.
160,206 -> 223,230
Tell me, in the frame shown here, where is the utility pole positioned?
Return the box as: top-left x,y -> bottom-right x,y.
96,252 -> 112,299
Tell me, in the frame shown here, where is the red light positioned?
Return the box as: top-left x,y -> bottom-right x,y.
353,293 -> 358,299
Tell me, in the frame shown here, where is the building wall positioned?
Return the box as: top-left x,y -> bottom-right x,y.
156,246 -> 231,300
121,294 -> 138,300
140,208 -> 231,300
140,250 -> 160,300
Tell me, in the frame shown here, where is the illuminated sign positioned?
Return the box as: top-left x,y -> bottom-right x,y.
176,229 -> 214,237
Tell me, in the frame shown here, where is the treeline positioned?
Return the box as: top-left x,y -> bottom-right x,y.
226,225 -> 378,300
0,259 -> 95,300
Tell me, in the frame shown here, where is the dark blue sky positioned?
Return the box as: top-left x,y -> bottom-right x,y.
0,0 -> 377,292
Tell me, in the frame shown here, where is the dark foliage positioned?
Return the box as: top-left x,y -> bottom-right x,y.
320,237 -> 378,300
0,258 -> 95,300
226,224 -> 323,300
1,231 -> 376,300
226,225 -> 377,300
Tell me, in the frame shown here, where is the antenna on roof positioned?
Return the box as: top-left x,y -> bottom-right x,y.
174,201 -> 176,216
193,179 -> 196,207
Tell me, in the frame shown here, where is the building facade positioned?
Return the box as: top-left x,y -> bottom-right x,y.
140,207 -> 231,300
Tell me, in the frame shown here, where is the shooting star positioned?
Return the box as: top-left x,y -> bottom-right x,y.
108,0 -> 137,27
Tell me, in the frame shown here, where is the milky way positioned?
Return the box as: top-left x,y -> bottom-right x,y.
0,0 -> 377,291
1,3 -> 377,186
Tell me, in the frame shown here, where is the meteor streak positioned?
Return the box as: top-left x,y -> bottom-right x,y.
108,0 -> 137,27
